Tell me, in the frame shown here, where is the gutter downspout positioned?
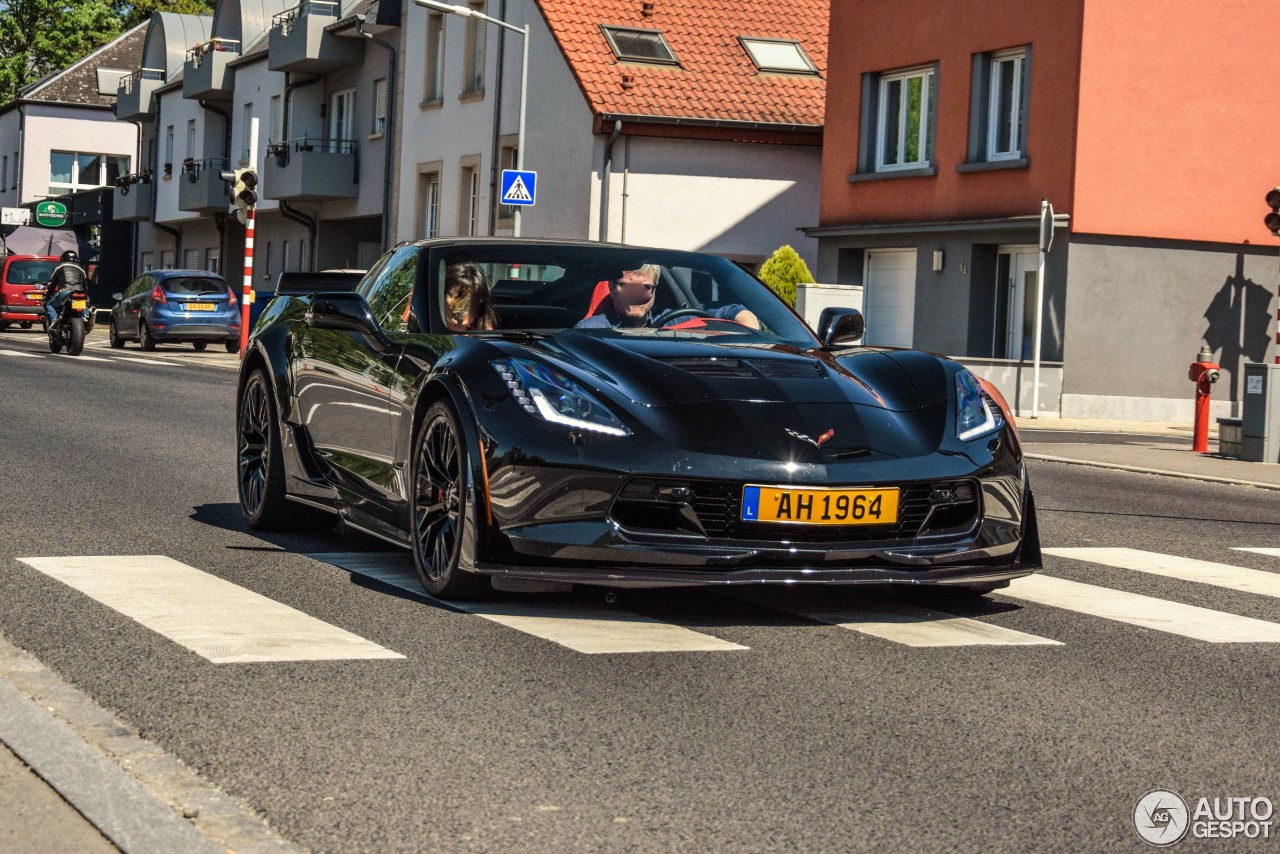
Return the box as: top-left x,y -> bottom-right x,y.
278,200 -> 317,270
358,18 -> 396,251
486,0 -> 507,236
597,120 -> 621,242
131,119 -> 143,277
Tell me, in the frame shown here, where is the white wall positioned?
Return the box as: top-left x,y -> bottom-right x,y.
152,87 -> 210,225
10,104 -> 137,206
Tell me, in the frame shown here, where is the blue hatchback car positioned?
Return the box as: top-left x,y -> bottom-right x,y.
109,269 -> 241,352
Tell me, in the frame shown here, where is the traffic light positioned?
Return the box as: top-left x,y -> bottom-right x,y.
1266,187 -> 1280,236
232,168 -> 258,224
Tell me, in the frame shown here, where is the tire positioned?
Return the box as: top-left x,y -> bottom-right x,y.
237,369 -> 335,531
108,318 -> 124,348
47,325 -> 62,354
0,321 -> 8,332
192,340 -> 208,352
139,321 -> 156,351
225,338 -> 240,354
66,317 -> 85,356
19,322 -> 31,329
410,401 -> 487,599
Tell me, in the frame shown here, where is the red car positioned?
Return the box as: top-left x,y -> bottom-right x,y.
0,254 -> 58,331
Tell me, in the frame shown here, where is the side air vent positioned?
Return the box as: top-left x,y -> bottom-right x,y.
657,357 -> 754,378
751,359 -> 823,379
657,357 -> 824,380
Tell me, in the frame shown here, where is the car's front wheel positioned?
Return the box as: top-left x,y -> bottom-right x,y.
411,401 -> 487,599
108,318 -> 124,348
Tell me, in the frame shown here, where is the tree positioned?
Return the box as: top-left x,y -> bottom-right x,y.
758,244 -> 813,309
112,0 -> 212,31
0,0 -> 121,105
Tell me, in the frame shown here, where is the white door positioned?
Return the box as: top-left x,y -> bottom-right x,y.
328,89 -> 355,153
863,249 -> 917,347
998,247 -> 1039,360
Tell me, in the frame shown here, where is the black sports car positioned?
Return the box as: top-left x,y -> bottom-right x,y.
236,238 -> 1040,599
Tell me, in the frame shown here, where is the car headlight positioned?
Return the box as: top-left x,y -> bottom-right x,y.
492,358 -> 631,437
955,369 -> 1005,441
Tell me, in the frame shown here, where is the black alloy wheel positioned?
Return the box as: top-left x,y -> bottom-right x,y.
411,402 -> 486,599
139,322 -> 156,351
108,318 -> 124,348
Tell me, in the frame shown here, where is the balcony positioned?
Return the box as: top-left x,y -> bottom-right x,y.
178,158 -> 231,213
113,173 -> 154,221
269,1 -> 363,73
263,138 -> 359,201
183,39 -> 239,101
115,69 -> 164,121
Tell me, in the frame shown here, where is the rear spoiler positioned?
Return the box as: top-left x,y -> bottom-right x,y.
273,271 -> 364,294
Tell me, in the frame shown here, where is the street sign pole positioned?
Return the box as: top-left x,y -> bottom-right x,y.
1032,199 -> 1053,418
513,23 -> 529,237
239,117 -> 258,357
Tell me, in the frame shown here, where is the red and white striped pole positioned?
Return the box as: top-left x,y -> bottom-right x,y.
238,117 -> 258,358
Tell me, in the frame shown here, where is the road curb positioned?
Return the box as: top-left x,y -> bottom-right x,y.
1025,453 -> 1280,491
0,634 -> 302,854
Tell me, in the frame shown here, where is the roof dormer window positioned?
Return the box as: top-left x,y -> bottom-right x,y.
740,38 -> 817,74
601,26 -> 679,66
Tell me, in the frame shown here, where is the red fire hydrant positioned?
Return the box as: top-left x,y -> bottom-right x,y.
1188,345 -> 1221,453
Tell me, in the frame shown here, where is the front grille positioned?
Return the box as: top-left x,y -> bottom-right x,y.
611,477 -> 980,545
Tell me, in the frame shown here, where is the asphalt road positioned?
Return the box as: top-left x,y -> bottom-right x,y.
1,327 -> 1277,852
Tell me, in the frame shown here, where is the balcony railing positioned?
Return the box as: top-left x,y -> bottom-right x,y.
183,38 -> 240,101
263,137 -> 359,201
115,68 -> 165,121
269,1 -> 362,73
113,172 -> 154,221
178,157 -> 232,213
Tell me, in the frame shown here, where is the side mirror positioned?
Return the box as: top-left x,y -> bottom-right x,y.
818,307 -> 865,347
306,293 -> 380,334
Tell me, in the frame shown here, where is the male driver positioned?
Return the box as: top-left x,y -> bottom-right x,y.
576,264 -> 759,330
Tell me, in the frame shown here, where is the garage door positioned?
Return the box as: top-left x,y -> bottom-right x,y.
864,249 -> 917,347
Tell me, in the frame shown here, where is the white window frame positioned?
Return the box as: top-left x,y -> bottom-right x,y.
48,150 -> 130,196
373,78 -> 387,134
270,95 -> 282,143
424,13 -> 446,103
186,120 -> 196,160
986,49 -> 1026,161
461,165 -> 479,236
328,88 -> 356,152
424,172 -> 440,238
164,126 -> 174,175
875,66 -> 935,172
463,1 -> 486,95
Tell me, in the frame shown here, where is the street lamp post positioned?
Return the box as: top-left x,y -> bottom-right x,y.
413,0 -> 530,236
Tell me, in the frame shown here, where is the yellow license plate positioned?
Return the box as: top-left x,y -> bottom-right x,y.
742,485 -> 899,525
185,302 -> 216,311
70,299 -> 87,310
26,292 -> 42,300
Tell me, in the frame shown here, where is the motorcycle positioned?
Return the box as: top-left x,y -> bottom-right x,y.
42,286 -> 93,356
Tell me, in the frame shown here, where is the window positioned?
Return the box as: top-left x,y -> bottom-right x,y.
495,137 -> 517,226
2,156 -> 7,190
11,150 -> 17,188
184,249 -> 199,268
874,65 -> 935,172
963,47 -> 1030,168
186,119 -> 196,159
282,240 -> 289,272
359,244 -> 419,331
424,13 -> 445,103
420,169 -> 441,238
141,252 -> 154,272
205,247 -> 221,274
459,160 -> 480,236
270,95 -> 282,142
740,38 -> 816,74
601,27 -> 678,65
373,78 -> 387,134
164,126 -> 174,175
161,249 -> 175,268
264,242 -> 272,278
48,151 -> 130,196
329,89 -> 355,152
241,103 -> 253,162
299,239 -> 308,272
463,1 -> 486,94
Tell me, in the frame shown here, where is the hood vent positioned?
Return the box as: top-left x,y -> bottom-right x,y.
657,357 -> 824,380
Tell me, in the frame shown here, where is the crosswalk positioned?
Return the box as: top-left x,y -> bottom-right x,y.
0,336 -> 237,369
8,547 -> 1280,659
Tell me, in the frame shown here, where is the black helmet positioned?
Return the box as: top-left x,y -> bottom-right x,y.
60,250 -> 79,264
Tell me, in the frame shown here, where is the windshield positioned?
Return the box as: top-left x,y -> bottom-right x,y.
162,276 -> 228,296
6,260 -> 57,285
427,245 -> 818,347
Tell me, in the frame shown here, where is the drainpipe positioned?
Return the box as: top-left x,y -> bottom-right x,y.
486,0 -> 507,236
597,120 -> 622,242
357,14 -> 396,250
279,200 -> 317,270
131,119 -> 143,277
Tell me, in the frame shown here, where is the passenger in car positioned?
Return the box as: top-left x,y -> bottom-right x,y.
443,262 -> 497,332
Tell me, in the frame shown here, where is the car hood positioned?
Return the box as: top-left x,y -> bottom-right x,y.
524,331 -> 949,413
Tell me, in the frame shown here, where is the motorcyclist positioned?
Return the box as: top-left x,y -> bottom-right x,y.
45,250 -> 87,328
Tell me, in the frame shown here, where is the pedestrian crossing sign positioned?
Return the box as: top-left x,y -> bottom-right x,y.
500,169 -> 537,206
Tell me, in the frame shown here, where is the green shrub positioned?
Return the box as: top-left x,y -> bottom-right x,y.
757,245 -> 813,309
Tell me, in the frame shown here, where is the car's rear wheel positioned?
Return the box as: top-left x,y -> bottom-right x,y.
237,369 -> 334,531
139,322 -> 156,351
192,340 -> 207,352
108,318 -> 124,348
411,401 -> 487,599
225,338 -> 239,354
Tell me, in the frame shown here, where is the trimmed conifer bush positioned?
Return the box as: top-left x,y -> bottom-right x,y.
757,244 -> 813,309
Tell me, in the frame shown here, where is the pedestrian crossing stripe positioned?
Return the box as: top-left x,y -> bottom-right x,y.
1047,547 -> 1280,599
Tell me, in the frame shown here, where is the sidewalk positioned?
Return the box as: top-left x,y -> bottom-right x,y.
1017,417 -> 1280,490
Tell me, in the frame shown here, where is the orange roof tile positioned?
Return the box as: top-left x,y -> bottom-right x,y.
537,0 -> 828,128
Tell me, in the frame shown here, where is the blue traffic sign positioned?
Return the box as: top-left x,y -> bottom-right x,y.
500,169 -> 537,206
